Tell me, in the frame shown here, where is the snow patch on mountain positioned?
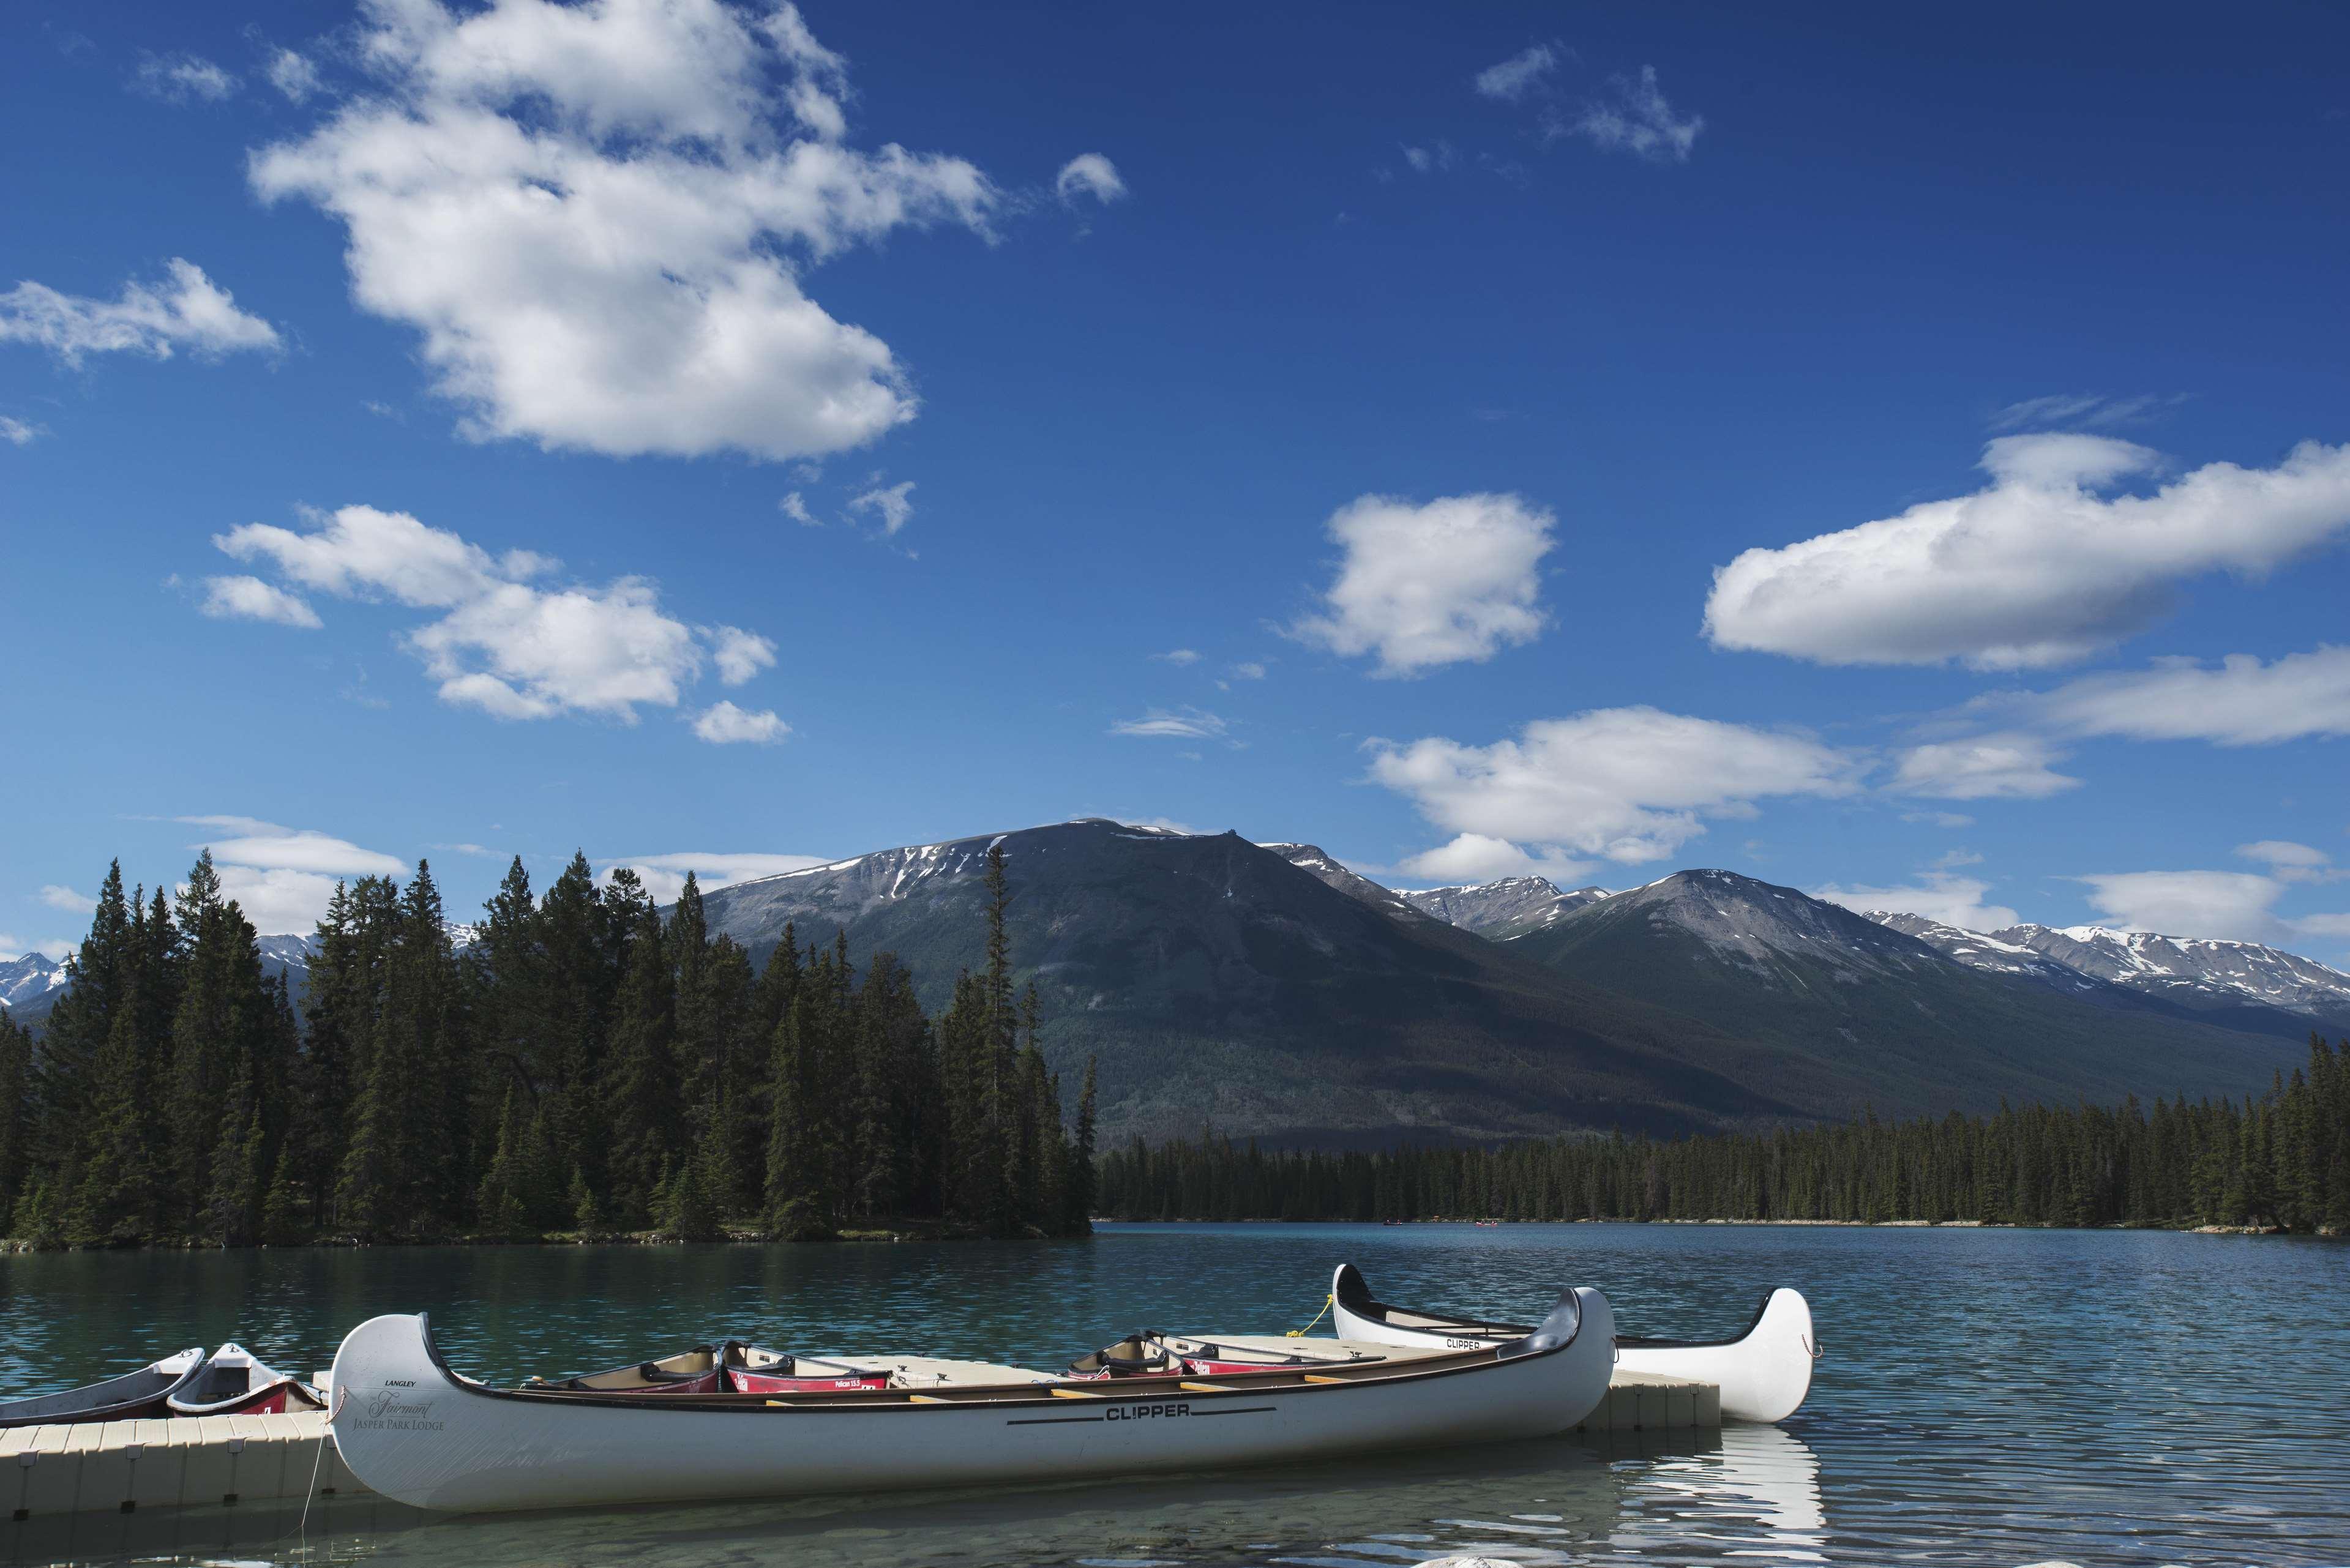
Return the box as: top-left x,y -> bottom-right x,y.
1864,912 -> 2350,1025
1399,876 -> 1614,939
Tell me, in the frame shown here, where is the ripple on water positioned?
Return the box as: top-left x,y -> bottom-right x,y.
0,1223 -> 2344,1566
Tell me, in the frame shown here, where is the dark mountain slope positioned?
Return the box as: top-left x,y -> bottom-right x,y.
696,821 -> 1794,1146
1505,870 -> 2304,1118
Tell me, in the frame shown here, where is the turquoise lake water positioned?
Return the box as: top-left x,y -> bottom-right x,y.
0,1222 -> 2343,1566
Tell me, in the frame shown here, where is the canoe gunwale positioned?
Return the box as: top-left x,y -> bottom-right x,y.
412,1294 -> 1586,1417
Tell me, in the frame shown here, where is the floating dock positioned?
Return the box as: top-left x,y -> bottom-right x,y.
0,1367 -> 1719,1518
0,1412 -> 360,1518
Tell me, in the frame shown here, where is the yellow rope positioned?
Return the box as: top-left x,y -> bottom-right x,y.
1287,1292 -> 1334,1338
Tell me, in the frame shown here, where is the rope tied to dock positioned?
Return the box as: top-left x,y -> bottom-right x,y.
297,1384 -> 350,1545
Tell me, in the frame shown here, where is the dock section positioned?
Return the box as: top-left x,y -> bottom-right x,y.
0,1412 -> 361,1518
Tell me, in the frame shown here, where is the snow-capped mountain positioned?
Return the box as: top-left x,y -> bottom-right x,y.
0,952 -> 70,1012
1867,913 -> 2112,993
1864,913 -> 2350,1030
1400,876 -> 1614,939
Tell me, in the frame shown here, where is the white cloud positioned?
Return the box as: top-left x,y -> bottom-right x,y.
1814,872 -> 2020,931
249,0 -> 997,462
0,259 -> 281,366
1565,66 -> 1702,162
1055,153 -> 1126,205
1989,392 -> 2185,433
710,625 -> 776,685
1229,661 -> 1267,681
1151,648 -> 1200,666
211,502 -> 775,724
39,885 -> 97,915
848,479 -> 915,534
1475,44 -> 1560,102
599,850 -> 831,905
692,700 -> 790,744
1398,833 -> 1595,886
1111,707 -> 1227,741
2074,870 -> 2295,944
2236,840 -> 2332,882
1705,436 -> 2350,668
1288,491 -> 1554,677
1890,734 -> 2080,800
779,491 -> 819,526
200,574 -> 322,628
266,48 -> 324,103
1369,706 -> 1861,867
2020,647 -> 2350,746
1902,810 -> 1976,829
0,936 -> 73,962
2070,840 -> 2350,944
181,816 -> 409,877
1,416 -> 45,446
134,52 -> 239,103
168,816 -> 412,933
1401,141 -> 1456,174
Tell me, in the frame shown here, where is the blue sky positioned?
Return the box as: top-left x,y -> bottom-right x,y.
4,0 -> 2348,960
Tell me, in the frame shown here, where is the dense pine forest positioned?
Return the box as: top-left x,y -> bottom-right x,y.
0,843 -> 1096,1247
1101,1044 -> 2350,1233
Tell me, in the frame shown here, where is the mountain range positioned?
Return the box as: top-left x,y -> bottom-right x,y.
11,820 -> 2341,1146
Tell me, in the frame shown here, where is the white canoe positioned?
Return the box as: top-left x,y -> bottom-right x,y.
327,1289 -> 1614,1514
1328,1264 -> 1817,1424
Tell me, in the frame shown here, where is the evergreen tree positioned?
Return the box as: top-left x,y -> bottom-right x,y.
602,895 -> 678,1225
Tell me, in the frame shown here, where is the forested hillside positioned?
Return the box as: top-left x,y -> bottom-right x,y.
0,845 -> 1093,1247
1101,1040 -> 2350,1233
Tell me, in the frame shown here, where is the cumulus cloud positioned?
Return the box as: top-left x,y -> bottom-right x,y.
39,885 -> 97,916
709,625 -> 776,685
1814,872 -> 2021,931
0,416 -> 45,446
1563,66 -> 1702,162
1705,436 -> 2350,669
2074,870 -> 2297,944
1289,491 -> 1554,677
1890,735 -> 2080,800
0,259 -> 281,366
264,48 -> 324,103
848,479 -> 915,534
778,491 -> 818,526
200,574 -> 321,628
1229,661 -> 1267,681
0,936 -> 73,962
1111,707 -> 1228,741
209,502 -> 779,725
1475,44 -> 1559,102
1055,153 -> 1126,205
599,850 -> 831,905
692,700 -> 790,744
1151,648 -> 1200,666
134,52 -> 239,103
1369,706 -> 1862,868
249,0 -> 997,462
1401,141 -> 1456,174
1398,833 -> 1595,886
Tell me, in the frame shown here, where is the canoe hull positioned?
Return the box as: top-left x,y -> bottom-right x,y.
329,1292 -> 1614,1514
1615,1288 -> 1816,1424
1328,1264 -> 1815,1423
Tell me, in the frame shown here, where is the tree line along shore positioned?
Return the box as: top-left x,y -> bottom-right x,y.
3,842 -> 2343,1249
0,845 -> 1095,1248
1097,1050 -> 2350,1233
